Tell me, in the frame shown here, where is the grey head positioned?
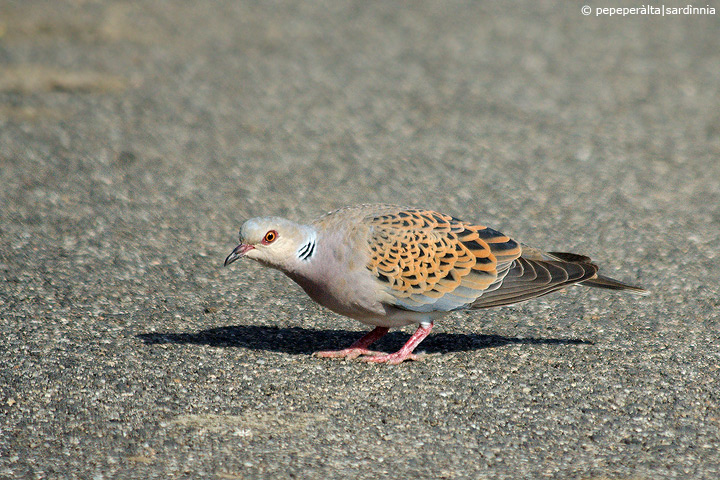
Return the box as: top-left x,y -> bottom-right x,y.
224,216 -> 318,272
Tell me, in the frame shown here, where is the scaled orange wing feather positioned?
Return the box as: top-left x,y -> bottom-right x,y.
365,208 -> 521,312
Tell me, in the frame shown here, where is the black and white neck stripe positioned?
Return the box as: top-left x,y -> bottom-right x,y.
297,234 -> 317,261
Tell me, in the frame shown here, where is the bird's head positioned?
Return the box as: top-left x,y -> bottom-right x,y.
224,216 -> 317,271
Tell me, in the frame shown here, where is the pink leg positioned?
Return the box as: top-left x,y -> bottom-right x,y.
359,323 -> 433,365
313,326 -> 390,360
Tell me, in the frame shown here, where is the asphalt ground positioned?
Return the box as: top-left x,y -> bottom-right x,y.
1,1 -> 719,479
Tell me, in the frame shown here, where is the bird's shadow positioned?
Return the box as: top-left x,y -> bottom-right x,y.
137,325 -> 593,355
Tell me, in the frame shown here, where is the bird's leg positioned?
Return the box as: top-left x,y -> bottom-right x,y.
359,322 -> 433,365
313,326 -> 390,360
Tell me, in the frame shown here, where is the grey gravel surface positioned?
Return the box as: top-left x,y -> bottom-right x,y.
1,1 -> 719,479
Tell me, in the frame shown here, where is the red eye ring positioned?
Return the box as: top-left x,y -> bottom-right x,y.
261,230 -> 278,245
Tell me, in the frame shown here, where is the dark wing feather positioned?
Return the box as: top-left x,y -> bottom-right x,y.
470,255 -> 598,308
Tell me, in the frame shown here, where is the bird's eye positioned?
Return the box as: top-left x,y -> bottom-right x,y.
261,230 -> 278,245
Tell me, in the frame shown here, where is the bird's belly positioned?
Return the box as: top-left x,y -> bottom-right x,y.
290,273 -> 379,318
354,307 -> 447,328
289,271 -> 443,327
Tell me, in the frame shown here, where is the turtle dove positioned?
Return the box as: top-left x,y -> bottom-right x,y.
224,205 -> 645,364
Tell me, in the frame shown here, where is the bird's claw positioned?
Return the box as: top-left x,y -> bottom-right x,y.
313,348 -> 387,360
356,352 -> 425,365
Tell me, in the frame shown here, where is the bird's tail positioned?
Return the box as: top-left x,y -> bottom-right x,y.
580,273 -> 648,294
547,251 -> 648,294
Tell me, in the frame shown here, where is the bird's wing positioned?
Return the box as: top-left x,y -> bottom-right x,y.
467,253 -> 599,308
364,208 -> 522,312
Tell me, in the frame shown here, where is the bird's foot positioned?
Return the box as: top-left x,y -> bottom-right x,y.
313,326 -> 390,360
357,351 -> 425,365
313,348 -> 387,360
356,323 -> 433,364
313,324 -> 432,364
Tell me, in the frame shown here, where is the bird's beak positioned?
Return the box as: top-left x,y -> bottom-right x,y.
224,243 -> 254,266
